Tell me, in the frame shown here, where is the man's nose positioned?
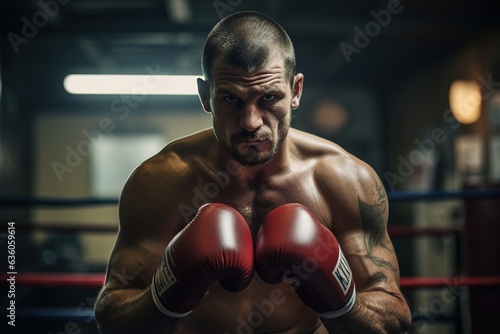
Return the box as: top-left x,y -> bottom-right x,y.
239,105 -> 264,132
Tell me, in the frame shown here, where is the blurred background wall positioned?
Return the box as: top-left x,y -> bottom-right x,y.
1,1 -> 500,333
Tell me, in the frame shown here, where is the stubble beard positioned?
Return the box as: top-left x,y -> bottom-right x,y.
216,121 -> 290,167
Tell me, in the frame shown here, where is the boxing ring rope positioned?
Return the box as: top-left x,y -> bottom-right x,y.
2,189 -> 500,322
0,197 -> 119,207
387,188 -> 500,201
15,307 -> 94,321
2,188 -> 500,208
2,272 -> 500,289
2,272 -> 500,322
8,221 -> 462,236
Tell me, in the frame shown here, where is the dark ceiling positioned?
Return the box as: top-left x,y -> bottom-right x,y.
2,0 -> 500,110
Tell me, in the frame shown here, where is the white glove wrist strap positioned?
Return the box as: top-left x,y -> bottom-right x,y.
317,287 -> 356,319
151,274 -> 193,318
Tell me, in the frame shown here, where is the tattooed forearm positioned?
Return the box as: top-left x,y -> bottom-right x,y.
358,177 -> 395,271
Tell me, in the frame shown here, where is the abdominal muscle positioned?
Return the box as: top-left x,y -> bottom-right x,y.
174,275 -> 326,334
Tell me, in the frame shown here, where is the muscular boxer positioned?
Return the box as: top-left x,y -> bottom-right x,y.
94,11 -> 411,334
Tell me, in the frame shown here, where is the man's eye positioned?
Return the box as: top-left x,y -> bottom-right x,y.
224,96 -> 238,103
262,95 -> 276,102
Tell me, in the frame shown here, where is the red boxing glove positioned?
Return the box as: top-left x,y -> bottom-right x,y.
255,203 -> 356,318
151,203 -> 254,317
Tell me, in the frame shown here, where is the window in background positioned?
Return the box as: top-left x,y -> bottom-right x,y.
90,133 -> 166,197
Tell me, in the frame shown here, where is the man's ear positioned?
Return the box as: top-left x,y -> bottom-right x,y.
291,73 -> 304,110
197,78 -> 211,113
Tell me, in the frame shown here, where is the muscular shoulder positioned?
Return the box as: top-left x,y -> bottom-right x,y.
119,129 -> 214,235
290,129 -> 375,184
290,129 -> 386,222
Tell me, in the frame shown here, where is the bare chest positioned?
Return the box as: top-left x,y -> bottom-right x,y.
184,168 -> 332,233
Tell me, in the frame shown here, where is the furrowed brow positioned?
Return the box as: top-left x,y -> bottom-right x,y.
214,87 -> 238,96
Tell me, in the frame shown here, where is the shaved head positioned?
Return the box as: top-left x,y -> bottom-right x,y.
202,11 -> 296,87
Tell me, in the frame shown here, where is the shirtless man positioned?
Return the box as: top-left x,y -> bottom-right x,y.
94,11 -> 412,334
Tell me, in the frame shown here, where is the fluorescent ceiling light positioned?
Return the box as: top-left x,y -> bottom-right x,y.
64,74 -> 201,95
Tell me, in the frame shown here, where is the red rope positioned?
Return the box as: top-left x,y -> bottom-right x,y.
400,276 -> 500,288
2,273 -> 500,288
1,273 -> 104,287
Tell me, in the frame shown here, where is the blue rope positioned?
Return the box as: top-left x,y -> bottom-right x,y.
14,307 -> 94,321
1,189 -> 500,207
387,189 -> 500,201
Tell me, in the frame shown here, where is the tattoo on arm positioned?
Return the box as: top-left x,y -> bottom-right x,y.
358,177 -> 395,271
